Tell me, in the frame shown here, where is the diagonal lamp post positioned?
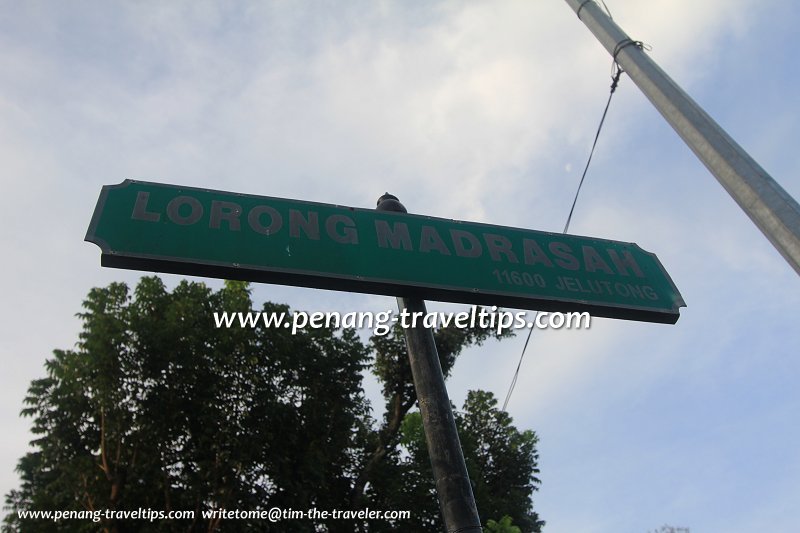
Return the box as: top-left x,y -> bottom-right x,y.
565,0 -> 800,275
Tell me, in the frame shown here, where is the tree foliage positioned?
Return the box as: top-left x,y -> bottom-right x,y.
5,277 -> 543,532
485,515 -> 522,533
366,392 -> 543,532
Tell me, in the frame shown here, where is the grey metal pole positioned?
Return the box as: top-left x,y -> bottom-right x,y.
565,0 -> 800,275
376,193 -> 482,533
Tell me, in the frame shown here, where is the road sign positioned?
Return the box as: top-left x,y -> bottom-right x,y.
86,180 -> 685,323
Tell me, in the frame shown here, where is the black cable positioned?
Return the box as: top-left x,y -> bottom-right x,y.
501,60 -> 626,413
613,38 -> 646,64
563,64 -> 623,234
502,312 -> 537,411
599,0 -> 613,19
577,0 -> 613,20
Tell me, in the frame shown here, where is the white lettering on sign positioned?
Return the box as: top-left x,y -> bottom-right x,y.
130,192 -> 360,244
129,192 -> 646,277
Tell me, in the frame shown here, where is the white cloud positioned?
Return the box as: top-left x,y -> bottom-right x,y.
1,1 -> 798,530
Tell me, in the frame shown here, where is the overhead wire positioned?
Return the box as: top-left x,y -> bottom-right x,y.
501,41 -> 632,412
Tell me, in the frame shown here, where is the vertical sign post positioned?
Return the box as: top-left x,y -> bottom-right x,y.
376,194 -> 482,533
86,181 -> 686,530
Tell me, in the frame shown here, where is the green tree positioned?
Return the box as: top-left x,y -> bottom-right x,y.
5,277 -> 542,532
365,393 -> 543,532
485,515 -> 522,533
461,391 -> 543,531
5,278 -> 370,532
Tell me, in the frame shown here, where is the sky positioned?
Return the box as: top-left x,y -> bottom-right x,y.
1,1 -> 799,531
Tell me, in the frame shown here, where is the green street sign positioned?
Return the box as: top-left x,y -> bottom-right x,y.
86,180 -> 685,323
